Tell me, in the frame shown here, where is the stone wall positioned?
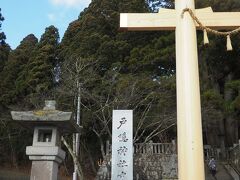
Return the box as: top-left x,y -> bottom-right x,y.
96,153 -> 178,180
134,153 -> 178,180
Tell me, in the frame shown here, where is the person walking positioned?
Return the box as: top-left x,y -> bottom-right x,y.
208,157 -> 217,179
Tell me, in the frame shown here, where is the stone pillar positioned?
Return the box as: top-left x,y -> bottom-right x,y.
26,145 -> 65,180
11,100 -> 82,180
30,161 -> 61,180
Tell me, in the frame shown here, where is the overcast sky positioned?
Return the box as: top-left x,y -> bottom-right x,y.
1,0 -> 91,49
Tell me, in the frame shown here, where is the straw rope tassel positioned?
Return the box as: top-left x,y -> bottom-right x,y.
227,35 -> 233,51
181,8 -> 240,51
203,29 -> 209,45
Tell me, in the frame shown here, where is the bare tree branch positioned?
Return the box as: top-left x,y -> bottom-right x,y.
61,136 -> 84,180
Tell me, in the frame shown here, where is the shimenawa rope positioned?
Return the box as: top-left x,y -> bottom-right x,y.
181,8 -> 240,50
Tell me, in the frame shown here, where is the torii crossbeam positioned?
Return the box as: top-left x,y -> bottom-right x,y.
120,1 -> 240,180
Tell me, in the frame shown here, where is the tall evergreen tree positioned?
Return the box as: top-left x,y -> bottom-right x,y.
0,34 -> 38,105
60,0 -> 172,76
0,8 -> 6,45
0,8 -> 10,73
15,26 -> 59,104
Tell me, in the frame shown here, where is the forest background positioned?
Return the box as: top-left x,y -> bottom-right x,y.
0,0 -> 239,178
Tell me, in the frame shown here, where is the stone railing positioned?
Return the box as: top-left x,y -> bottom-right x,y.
105,140 -> 176,156
228,140 -> 240,174
134,142 -> 175,154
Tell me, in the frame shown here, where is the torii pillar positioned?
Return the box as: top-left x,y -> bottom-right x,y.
120,0 -> 240,179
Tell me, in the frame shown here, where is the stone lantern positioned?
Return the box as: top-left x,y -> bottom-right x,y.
11,100 -> 81,180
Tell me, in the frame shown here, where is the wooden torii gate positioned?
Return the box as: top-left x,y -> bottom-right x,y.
120,0 -> 240,179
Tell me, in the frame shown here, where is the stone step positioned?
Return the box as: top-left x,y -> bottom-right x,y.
205,162 -> 233,180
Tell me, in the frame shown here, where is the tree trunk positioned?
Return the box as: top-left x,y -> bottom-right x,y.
99,136 -> 105,158
224,73 -> 236,146
219,118 -> 226,159
74,81 -> 81,180
199,55 -> 211,90
82,142 -> 97,174
62,137 -> 84,180
92,129 -> 106,158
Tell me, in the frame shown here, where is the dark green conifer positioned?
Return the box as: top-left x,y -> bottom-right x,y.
0,34 -> 38,105
0,8 -> 10,73
16,26 -> 59,99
